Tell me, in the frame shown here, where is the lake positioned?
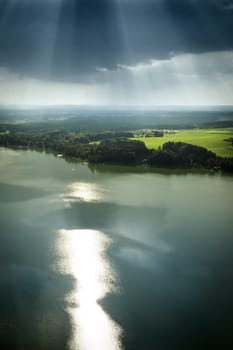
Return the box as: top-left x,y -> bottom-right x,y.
0,147 -> 233,350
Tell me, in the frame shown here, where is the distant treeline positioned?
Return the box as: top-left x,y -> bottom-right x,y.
73,131 -> 134,143
1,108 -> 233,132
0,130 -> 232,172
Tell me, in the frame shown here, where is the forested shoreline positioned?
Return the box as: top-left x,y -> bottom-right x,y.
1,130 -> 233,172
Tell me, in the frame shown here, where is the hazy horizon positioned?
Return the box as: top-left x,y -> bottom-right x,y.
1,104 -> 233,110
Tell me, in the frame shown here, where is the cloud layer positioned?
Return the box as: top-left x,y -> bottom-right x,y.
0,50 -> 232,106
0,0 -> 233,82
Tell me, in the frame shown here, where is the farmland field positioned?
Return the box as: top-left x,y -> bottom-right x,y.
132,128 -> 233,157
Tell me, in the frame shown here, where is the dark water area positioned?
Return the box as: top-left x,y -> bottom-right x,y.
0,147 -> 233,350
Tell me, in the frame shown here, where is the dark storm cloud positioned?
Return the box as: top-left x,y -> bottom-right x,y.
0,0 -> 232,81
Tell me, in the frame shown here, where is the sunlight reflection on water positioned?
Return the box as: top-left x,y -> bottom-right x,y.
65,182 -> 103,203
55,229 -> 123,350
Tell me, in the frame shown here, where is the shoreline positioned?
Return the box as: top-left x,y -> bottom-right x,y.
1,145 -> 231,176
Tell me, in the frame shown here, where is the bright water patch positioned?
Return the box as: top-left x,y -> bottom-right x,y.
54,229 -> 123,350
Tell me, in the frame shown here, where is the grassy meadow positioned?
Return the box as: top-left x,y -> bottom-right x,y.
132,129 -> 233,158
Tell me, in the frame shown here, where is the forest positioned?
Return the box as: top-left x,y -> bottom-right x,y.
0,127 -> 233,172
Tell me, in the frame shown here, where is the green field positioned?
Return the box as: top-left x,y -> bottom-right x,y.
132,129 -> 233,158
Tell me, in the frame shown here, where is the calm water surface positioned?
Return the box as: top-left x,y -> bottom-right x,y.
0,148 -> 233,350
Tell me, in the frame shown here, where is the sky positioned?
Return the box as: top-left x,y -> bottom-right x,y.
0,0 -> 233,106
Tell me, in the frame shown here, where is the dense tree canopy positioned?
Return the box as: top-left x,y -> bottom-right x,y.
0,129 -> 232,172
